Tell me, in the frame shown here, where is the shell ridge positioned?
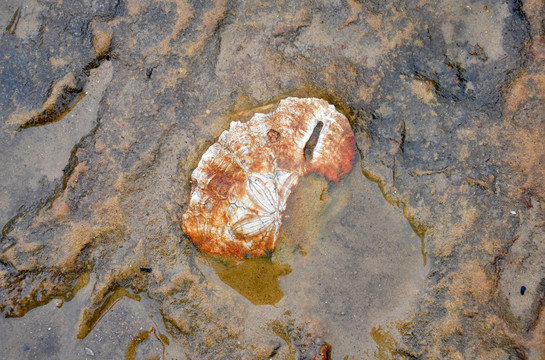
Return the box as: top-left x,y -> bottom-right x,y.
232,213 -> 275,237
247,175 -> 278,214
278,172 -> 298,210
215,138 -> 250,175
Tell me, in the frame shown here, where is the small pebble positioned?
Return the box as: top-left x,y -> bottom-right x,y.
520,286 -> 526,295
140,267 -> 152,273
85,347 -> 95,356
146,67 -> 153,78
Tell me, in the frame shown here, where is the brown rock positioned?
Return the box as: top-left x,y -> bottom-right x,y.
92,31 -> 112,58
94,137 -> 107,154
51,199 -> 70,218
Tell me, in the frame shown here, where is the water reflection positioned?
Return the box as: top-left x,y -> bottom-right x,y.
208,151 -> 428,357
210,256 -> 291,305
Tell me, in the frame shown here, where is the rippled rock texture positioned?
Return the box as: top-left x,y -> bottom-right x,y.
1,0 -> 545,358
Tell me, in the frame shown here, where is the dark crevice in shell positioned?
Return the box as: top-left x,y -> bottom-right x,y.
304,121 -> 324,161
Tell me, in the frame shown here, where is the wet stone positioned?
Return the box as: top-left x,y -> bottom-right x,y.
0,0 -> 544,358
84,346 -> 94,356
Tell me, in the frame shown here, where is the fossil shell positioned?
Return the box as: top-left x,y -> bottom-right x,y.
182,97 -> 355,258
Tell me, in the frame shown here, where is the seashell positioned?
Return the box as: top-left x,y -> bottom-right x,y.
182,97 -> 355,258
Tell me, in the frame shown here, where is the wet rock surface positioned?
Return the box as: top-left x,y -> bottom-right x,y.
1,0 -> 544,358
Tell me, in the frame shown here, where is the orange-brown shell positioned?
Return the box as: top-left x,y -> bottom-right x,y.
182,97 -> 355,258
